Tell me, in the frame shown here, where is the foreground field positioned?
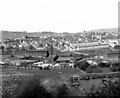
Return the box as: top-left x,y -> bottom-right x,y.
2,65 -> 120,97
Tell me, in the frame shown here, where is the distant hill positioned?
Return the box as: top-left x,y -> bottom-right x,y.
41,31 -> 55,34
0,28 -> 118,40
85,28 -> 118,34
1,31 -> 56,40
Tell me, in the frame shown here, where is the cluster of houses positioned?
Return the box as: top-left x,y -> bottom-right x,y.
70,41 -> 110,51
0,30 -> 118,54
9,52 -> 81,69
3,48 -> 118,71
0,30 -> 119,71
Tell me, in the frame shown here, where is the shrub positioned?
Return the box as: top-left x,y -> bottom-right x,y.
110,62 -> 120,72
55,83 -> 70,98
13,75 -> 53,98
114,45 -> 120,49
85,65 -> 102,73
86,79 -> 120,97
12,75 -> 71,98
74,60 -> 90,71
112,62 -> 120,67
110,66 -> 120,72
98,62 -> 110,68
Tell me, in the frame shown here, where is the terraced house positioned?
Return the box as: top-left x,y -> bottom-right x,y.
70,41 -> 109,51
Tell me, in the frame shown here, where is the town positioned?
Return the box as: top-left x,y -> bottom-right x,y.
0,29 -> 120,97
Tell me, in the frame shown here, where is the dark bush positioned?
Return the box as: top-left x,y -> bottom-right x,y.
85,65 -> 102,73
112,62 -> 120,67
13,76 -> 53,98
74,60 -> 90,71
56,83 -> 70,98
110,66 -> 120,72
98,62 -> 110,68
114,45 -> 120,49
86,79 -> 120,97
12,75 -> 72,98
110,62 -> 120,72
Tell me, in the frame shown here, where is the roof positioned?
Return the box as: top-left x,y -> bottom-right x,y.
0,61 -> 5,64
14,50 -> 47,57
107,50 -> 120,54
45,55 -> 57,61
72,51 -> 89,56
56,57 -> 73,62
11,60 -> 37,64
58,51 -> 89,57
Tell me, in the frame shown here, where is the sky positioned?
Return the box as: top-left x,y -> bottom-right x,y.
0,0 -> 119,33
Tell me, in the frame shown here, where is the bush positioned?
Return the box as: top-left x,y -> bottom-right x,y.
12,75 -> 71,98
112,62 -> 120,67
110,62 -> 120,72
56,83 -> 70,98
98,62 -> 110,68
86,79 -> 120,97
114,45 -> 120,49
74,60 -> 90,71
13,76 -> 53,98
85,65 -> 102,73
110,66 -> 120,72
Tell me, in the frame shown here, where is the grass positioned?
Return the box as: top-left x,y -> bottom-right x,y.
2,65 -> 120,98
1,53 -> 120,97
17,67 -> 84,79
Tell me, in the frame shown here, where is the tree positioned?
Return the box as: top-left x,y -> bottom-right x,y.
13,76 -> 53,98
13,75 -> 71,98
29,45 -> 35,50
98,62 -> 110,68
46,51 -> 49,57
25,35 -> 28,39
114,45 -> 120,49
110,62 -> 120,72
74,60 -> 90,71
53,55 -> 59,61
56,84 -> 70,98
86,79 -> 120,97
112,62 -> 120,67
0,45 -> 4,50
85,65 -> 102,73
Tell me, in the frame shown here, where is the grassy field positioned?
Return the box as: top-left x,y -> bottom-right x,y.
2,64 -> 120,97
1,50 -> 119,97
2,66 -> 116,87
15,67 -> 83,79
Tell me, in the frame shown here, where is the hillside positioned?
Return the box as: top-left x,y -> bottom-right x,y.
0,28 -> 118,40
86,28 -> 118,34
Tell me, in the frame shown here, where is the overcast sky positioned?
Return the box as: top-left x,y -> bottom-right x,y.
0,0 -> 119,33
